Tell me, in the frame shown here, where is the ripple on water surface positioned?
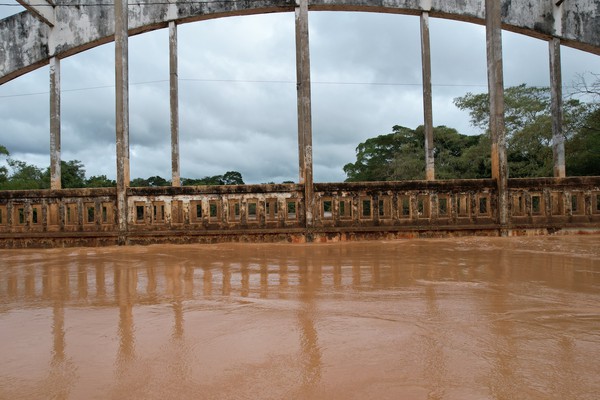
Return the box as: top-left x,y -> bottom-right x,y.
1,235 -> 599,399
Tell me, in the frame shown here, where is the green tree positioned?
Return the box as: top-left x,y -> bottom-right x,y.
40,160 -> 87,188
2,159 -> 47,190
222,171 -> 244,185
147,176 -> 170,187
343,125 -> 413,182
344,125 -> 489,182
182,171 -> 245,186
454,84 -> 591,177
86,175 -> 116,187
0,145 -> 8,185
566,106 -> 600,176
130,177 -> 150,187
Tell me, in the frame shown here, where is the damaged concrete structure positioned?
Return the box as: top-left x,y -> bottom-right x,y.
1,0 -> 600,247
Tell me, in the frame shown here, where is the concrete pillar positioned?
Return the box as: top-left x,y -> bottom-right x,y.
115,0 -> 130,239
550,38 -> 566,178
485,0 -> 508,228
295,0 -> 314,230
49,56 -> 61,190
169,21 -> 181,187
421,12 -> 434,181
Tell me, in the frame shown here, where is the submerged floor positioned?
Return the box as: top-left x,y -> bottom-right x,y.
1,236 -> 599,399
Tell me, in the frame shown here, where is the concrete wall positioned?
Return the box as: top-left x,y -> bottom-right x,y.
1,178 -> 600,248
1,0 -> 600,84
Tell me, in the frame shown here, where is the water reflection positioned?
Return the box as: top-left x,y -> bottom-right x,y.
1,237 -> 599,399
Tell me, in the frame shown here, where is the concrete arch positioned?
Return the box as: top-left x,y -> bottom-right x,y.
1,0 -> 600,84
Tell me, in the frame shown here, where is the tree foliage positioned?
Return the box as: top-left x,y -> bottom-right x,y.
86,175 -> 116,187
344,125 -> 489,181
0,148 -> 246,190
3,159 -> 47,190
40,160 -> 87,188
182,171 -> 245,186
566,107 -> 600,176
344,84 -> 600,182
454,84 -> 594,177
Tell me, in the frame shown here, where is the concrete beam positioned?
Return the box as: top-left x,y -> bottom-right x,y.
2,0 -> 600,85
115,0 -> 130,240
421,11 -> 434,181
295,0 -> 314,230
485,0 -> 508,228
169,21 -> 180,187
16,0 -> 55,27
49,56 -> 60,190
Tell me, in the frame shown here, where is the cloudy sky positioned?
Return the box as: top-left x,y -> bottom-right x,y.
1,2 -> 599,184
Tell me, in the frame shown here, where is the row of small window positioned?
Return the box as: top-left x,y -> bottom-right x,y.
511,192 -> 598,216
0,203 -> 114,226
319,195 -> 490,220
134,199 -> 300,224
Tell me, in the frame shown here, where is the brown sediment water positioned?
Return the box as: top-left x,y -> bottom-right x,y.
1,235 -> 599,400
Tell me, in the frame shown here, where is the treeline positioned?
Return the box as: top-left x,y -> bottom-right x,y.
0,148 -> 245,190
344,85 -> 600,181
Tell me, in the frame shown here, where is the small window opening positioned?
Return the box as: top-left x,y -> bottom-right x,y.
438,198 -> 448,216
87,206 -> 95,223
136,205 -> 145,222
361,199 -> 371,219
339,200 -> 347,217
532,196 -> 541,214
479,197 -> 488,214
286,200 -> 297,219
248,202 -> 257,220
323,200 -> 332,219
401,197 -> 410,217
209,201 -> 219,219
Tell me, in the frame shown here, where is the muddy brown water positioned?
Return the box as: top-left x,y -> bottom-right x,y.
1,236 -> 599,399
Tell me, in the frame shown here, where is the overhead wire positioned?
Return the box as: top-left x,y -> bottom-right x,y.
0,77 -> 583,99
0,79 -> 517,99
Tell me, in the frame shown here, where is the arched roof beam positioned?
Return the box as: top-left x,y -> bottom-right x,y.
1,0 -> 599,85
16,0 -> 55,27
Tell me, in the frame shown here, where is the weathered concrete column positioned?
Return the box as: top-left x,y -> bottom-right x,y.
49,56 -> 61,190
485,0 -> 508,227
295,0 -> 314,230
549,38 -> 566,178
421,11 -> 434,181
169,21 -> 181,187
115,0 -> 130,239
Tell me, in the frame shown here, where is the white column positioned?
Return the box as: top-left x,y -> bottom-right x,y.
169,21 -> 181,187
49,56 -> 61,190
115,0 -> 130,237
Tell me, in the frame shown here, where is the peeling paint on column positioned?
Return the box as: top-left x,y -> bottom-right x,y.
421,12 -> 434,181
49,56 -> 61,190
485,0 -> 509,230
550,37 -> 565,178
115,0 -> 130,242
169,21 -> 180,187
295,0 -> 314,230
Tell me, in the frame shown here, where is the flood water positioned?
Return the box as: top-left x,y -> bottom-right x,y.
1,236 -> 599,400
